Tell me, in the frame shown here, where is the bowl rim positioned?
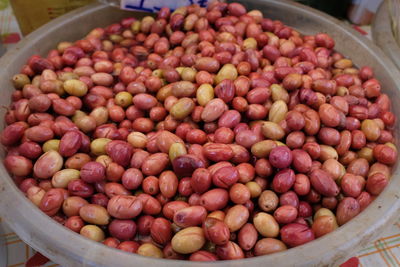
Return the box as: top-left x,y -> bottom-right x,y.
0,0 -> 400,266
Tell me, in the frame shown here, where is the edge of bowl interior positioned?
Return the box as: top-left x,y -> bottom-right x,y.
0,1 -> 399,266
372,1 -> 400,71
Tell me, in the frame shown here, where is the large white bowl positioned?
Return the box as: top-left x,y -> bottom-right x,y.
0,1 -> 399,266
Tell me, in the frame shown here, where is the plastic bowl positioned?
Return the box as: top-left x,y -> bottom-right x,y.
0,1 -> 399,266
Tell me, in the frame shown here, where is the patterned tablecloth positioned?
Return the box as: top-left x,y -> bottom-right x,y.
1,215 -> 400,267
